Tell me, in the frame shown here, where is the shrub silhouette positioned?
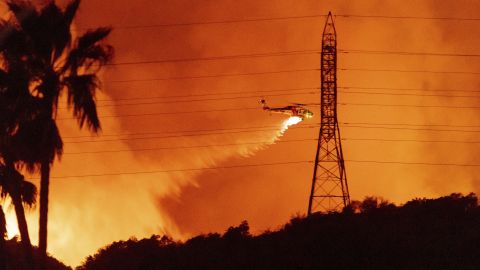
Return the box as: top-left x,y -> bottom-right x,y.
2,237 -> 71,270
76,193 -> 480,270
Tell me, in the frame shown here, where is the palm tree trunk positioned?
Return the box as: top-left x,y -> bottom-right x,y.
4,159 -> 35,270
0,206 -> 7,270
11,186 -> 35,270
39,161 -> 50,269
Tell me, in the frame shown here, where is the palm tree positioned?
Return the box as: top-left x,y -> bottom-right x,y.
3,0 -> 113,264
0,165 -> 37,244
0,10 -> 41,268
0,162 -> 37,270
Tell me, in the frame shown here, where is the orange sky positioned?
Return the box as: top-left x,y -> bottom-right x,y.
2,0 -> 480,266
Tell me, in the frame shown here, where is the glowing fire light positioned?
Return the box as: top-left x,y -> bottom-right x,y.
279,116 -> 303,135
2,201 -> 20,239
6,215 -> 19,239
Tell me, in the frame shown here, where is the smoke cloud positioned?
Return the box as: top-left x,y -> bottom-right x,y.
1,0 -> 479,267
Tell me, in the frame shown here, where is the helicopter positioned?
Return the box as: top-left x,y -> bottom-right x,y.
260,99 -> 313,120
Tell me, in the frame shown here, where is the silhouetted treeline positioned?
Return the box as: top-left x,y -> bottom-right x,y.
77,193 -> 480,270
1,237 -> 71,270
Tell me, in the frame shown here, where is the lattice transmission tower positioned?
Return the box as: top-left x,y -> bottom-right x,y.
308,12 -> 350,215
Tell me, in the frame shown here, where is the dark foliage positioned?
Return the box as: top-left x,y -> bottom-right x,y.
0,1 -> 113,266
77,193 -> 480,270
1,237 -> 71,270
0,206 -> 6,269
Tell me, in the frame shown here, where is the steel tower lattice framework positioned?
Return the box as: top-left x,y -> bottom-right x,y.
308,12 -> 350,215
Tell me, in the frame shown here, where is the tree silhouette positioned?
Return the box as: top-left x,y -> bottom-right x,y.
1,1 -> 113,268
0,164 -> 37,270
77,193 -> 480,270
2,237 -> 72,270
0,32 -> 40,269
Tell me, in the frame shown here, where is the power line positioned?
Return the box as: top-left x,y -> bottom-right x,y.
341,121 -> 480,128
62,125 -> 309,139
338,102 -> 480,110
64,125 -> 319,143
60,120 -> 480,141
69,90 -> 477,111
343,138 -> 480,144
62,124 -> 318,139
340,49 -> 480,58
339,90 -> 480,99
105,49 -> 480,67
85,85 -> 479,109
61,121 -> 480,149
341,125 -> 480,133
44,158 -> 480,180
58,84 -> 480,114
62,135 -> 480,151
340,67 -> 480,75
60,135 -> 480,156
110,14 -> 326,29
101,67 -> 479,85
336,14 -> 480,21
58,99 -> 480,120
58,107 -> 261,120
96,87 -> 319,102
346,159 -> 480,167
59,89 -> 477,111
91,85 -> 478,106
59,90 -> 317,109
60,137 -> 480,156
106,68 -> 319,83
102,13 -> 480,31
99,66 -> 480,87
108,50 -> 319,66
62,120 -> 480,143
57,97 -> 480,121
340,86 -> 480,94
310,102 -> 480,109
48,160 -> 313,179
63,138 -> 314,155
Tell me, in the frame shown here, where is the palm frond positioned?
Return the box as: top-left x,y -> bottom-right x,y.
0,164 -> 35,207
0,19 -> 16,53
64,0 -> 81,27
78,27 -> 111,49
50,0 -> 81,61
7,0 -> 38,37
11,115 -> 63,169
20,179 -> 36,208
65,74 -> 101,132
38,1 -> 64,60
0,25 -> 30,66
65,27 -> 113,71
0,71 -> 38,138
6,1 -> 37,23
37,71 -> 62,112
